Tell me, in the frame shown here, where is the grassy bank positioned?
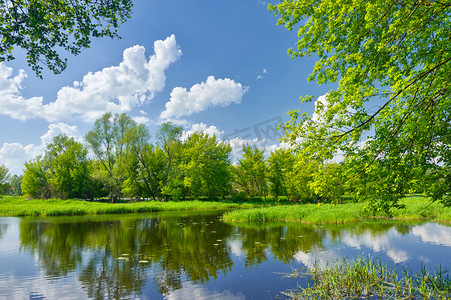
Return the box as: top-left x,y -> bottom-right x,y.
0,196 -> 258,217
283,256 -> 451,299
222,197 -> 451,224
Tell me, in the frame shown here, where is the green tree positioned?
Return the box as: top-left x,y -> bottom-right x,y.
0,0 -> 132,77
121,123 -> 163,200
309,162 -> 345,203
271,0 -> 451,211
45,134 -> 90,199
0,164 -> 10,195
85,113 -> 136,202
8,174 -> 23,196
233,145 -> 268,199
21,156 -> 51,199
181,132 -> 232,199
267,148 -> 296,200
156,122 -> 184,201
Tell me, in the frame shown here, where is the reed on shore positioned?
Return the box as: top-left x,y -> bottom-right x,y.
283,255 -> 451,299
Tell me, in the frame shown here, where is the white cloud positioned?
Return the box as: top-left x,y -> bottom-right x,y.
44,35 -> 182,122
0,123 -> 80,175
132,116 -> 150,124
256,68 -> 268,80
160,76 -> 248,119
412,223 -> 451,247
0,35 -> 181,123
182,123 -> 223,141
0,64 -> 44,120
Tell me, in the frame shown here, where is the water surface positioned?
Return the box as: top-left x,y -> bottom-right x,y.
0,211 -> 450,299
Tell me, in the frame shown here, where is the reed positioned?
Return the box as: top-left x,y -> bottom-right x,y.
284,256 -> 451,299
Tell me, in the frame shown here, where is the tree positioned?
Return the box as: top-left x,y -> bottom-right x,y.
45,134 -> 90,199
156,122 -> 184,201
271,1 -> 451,211
267,148 -> 295,200
85,113 -> 136,203
233,145 -> 268,199
21,156 -> 51,199
21,135 -> 90,199
0,164 -> 10,195
181,132 -> 232,199
0,0 -> 132,77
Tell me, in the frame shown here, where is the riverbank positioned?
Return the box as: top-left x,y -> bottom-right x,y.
0,196 -> 259,217
222,197 -> 451,224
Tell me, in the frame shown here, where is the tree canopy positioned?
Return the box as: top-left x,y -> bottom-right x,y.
0,0 -> 132,77
270,0 -> 450,211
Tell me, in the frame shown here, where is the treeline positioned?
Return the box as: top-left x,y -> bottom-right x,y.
12,113 -> 351,203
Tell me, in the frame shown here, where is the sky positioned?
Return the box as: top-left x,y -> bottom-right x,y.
0,0 -> 333,175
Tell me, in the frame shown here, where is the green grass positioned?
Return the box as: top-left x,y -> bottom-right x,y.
222,196 -> 451,224
0,196 -> 252,217
283,255 -> 451,299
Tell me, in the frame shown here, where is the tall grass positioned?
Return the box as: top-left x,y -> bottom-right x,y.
283,256 -> 451,299
0,196 -> 247,217
223,197 -> 451,224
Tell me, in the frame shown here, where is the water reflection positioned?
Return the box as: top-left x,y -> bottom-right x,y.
0,213 -> 450,299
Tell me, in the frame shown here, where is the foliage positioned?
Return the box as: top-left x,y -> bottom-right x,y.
45,134 -> 90,199
85,113 -> 136,202
181,132 -> 232,199
21,156 -> 51,199
270,0 -> 451,212
0,0 -> 132,77
21,135 -> 90,199
232,145 -> 269,199
0,164 -> 9,194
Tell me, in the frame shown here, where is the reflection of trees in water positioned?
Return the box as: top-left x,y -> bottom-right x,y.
0,222 -> 9,240
234,223 -> 325,266
17,213 -> 422,298
19,213 -> 234,297
323,221 -> 417,244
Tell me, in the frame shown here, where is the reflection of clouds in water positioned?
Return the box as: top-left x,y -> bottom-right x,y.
340,229 -> 409,263
0,273 -> 86,300
228,239 -> 244,257
164,281 -> 245,300
293,249 -> 342,270
412,223 -> 451,247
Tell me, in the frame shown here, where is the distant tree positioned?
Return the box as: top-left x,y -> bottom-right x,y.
21,156 -> 51,199
121,123 -> 163,200
156,122 -> 184,201
9,174 -> 23,196
309,163 -> 345,203
85,113 -> 136,203
21,135 -> 90,199
267,148 -> 295,201
45,134 -> 90,199
233,145 -> 268,199
0,0 -> 133,77
0,164 -> 10,195
181,132 -> 232,199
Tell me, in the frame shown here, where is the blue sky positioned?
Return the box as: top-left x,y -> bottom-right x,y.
0,0 -> 332,175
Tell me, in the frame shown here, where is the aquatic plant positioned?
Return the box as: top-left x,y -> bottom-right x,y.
283,256 -> 451,299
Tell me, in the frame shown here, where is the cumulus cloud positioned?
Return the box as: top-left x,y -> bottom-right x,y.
182,123 -> 223,141
44,35 -> 182,122
160,76 -> 248,119
0,35 -> 181,123
0,64 -> 44,120
0,123 -> 80,175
